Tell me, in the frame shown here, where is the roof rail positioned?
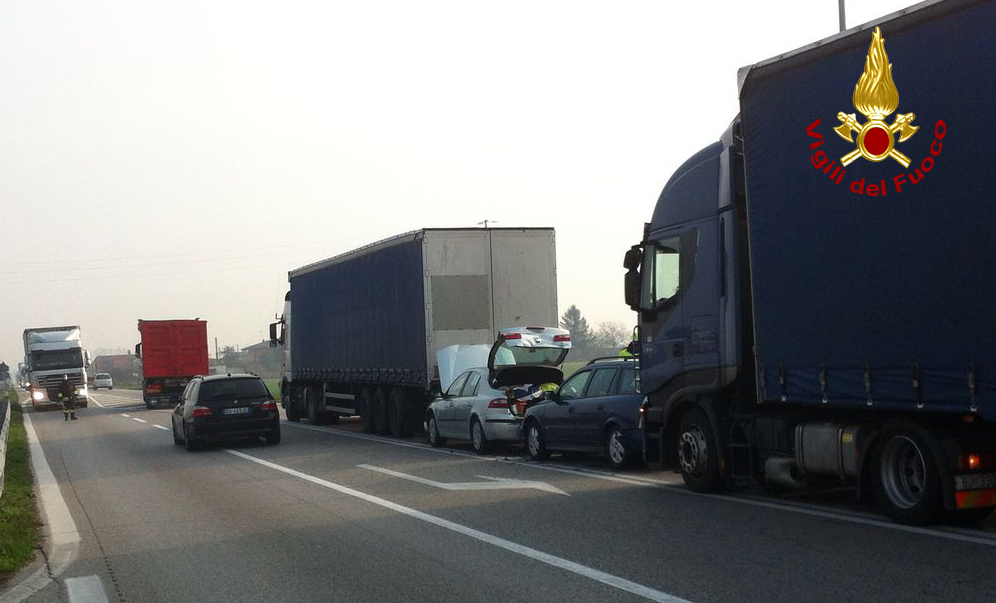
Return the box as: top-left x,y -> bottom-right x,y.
585,356 -> 637,366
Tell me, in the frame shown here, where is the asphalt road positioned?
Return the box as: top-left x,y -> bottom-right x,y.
4,388 -> 996,603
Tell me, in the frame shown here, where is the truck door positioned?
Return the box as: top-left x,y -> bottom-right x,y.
639,233 -> 685,393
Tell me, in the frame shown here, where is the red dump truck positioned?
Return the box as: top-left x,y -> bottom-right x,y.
135,319 -> 209,409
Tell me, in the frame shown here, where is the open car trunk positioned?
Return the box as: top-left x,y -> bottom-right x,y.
487,326 -> 571,415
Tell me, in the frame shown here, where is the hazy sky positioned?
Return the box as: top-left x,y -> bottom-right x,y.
0,0 -> 914,366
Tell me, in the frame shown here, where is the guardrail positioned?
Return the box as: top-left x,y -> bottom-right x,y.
0,395 -> 11,500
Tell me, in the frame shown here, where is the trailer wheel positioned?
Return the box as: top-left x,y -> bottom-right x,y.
359,388 -> 376,433
388,388 -> 411,437
306,388 -> 324,425
871,424 -> 943,525
676,407 -> 724,493
283,384 -> 300,422
373,387 -> 390,435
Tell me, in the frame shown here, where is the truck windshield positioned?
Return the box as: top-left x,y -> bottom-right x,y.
30,349 -> 83,371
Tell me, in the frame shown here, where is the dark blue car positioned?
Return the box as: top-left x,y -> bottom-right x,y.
520,357 -> 644,469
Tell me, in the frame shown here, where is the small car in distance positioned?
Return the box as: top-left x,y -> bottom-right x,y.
520,357 -> 644,469
92,373 -> 114,390
171,374 -> 280,451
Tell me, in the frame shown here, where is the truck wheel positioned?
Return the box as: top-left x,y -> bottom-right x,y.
871,425 -> 943,525
282,385 -> 300,422
286,403 -> 301,422
373,388 -> 390,435
388,388 -> 411,437
359,388 -> 376,433
306,388 -> 324,425
427,413 -> 446,447
471,417 -> 490,455
676,407 -> 724,493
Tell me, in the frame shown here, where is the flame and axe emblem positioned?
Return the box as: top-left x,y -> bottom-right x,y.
834,27 -> 918,168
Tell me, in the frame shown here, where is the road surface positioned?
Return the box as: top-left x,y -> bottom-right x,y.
3,388 -> 995,603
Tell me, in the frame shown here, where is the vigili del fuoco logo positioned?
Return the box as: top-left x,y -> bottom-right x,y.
806,27 -> 946,196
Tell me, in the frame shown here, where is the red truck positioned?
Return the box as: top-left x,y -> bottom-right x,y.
135,319 -> 209,409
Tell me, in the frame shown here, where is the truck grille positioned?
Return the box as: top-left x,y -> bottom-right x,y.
36,373 -> 84,389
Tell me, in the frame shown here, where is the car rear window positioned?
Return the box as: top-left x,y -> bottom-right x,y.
96,373 -> 111,379
198,378 -> 270,404
617,367 -> 637,394
586,368 -> 617,397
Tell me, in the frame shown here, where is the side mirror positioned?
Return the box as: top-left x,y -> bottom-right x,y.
623,246 -> 642,271
134,343 -> 142,359
624,269 -> 641,311
268,322 -> 278,343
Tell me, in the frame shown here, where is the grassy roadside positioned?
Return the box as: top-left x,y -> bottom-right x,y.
0,395 -> 41,583
263,378 -> 280,400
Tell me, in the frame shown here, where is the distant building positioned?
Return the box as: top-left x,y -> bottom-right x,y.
90,354 -> 142,386
241,340 -> 280,377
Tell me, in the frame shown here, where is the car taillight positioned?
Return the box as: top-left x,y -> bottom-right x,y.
513,401 -> 528,416
260,402 -> 277,412
192,406 -> 212,418
554,334 -> 571,342
502,333 -> 522,340
488,398 -> 510,408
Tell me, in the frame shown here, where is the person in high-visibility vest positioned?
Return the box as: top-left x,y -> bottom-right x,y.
57,374 -> 78,421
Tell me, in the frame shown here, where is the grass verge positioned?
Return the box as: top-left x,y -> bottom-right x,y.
263,378 -> 280,400
0,396 -> 41,583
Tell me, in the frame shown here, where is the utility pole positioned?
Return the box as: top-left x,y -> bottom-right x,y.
838,0 -> 846,32
215,337 -> 219,360
476,219 -> 499,229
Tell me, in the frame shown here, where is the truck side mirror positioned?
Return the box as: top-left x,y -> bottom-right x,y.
134,343 -> 142,359
623,246 -> 642,271
624,269 -> 641,311
268,322 -> 278,343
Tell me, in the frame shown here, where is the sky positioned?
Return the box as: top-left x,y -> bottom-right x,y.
0,0 -> 916,367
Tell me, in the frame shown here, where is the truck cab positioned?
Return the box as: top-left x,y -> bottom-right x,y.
624,123 -> 748,472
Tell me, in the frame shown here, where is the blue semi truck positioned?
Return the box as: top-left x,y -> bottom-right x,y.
270,228 -> 559,437
626,0 -> 996,524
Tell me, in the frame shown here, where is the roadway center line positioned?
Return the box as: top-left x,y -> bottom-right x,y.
226,448 -> 691,603
152,424 -> 169,431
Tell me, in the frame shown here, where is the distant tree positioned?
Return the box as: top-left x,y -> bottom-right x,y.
560,305 -> 596,349
594,320 -> 631,349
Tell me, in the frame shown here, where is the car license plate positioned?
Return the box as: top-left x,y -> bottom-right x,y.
955,473 -> 996,491
222,407 -> 251,416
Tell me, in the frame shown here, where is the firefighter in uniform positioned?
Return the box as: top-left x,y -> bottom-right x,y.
57,374 -> 78,421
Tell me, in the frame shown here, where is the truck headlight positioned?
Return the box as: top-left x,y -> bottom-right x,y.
77,386 -> 88,396
32,390 -> 45,401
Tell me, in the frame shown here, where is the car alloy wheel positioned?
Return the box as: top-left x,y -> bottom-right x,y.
606,428 -> 628,469
526,422 -> 548,460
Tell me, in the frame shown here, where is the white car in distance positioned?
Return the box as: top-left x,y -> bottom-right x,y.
92,373 -> 114,390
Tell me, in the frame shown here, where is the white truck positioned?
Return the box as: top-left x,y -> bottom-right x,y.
23,326 -> 90,409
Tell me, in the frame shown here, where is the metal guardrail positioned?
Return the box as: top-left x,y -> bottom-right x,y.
0,395 -> 11,501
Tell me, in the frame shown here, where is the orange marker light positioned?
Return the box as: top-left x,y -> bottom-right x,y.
968,454 -> 981,470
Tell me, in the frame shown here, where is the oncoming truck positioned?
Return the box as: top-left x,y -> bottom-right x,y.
625,0 -> 996,524
23,326 -> 89,409
270,228 -> 559,436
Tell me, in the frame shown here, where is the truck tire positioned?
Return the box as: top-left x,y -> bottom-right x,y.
676,407 -> 724,493
359,388 -> 376,433
388,388 -> 411,437
306,388 -> 324,425
871,423 -> 943,525
373,387 -> 390,435
283,384 -> 301,422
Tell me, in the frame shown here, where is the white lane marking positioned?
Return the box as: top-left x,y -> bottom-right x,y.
87,396 -> 105,409
153,424 -> 170,431
359,464 -> 569,495
2,414 -> 82,603
132,418 -> 147,424
121,414 -> 131,418
65,575 -> 109,603
227,449 -> 690,603
286,421 -> 653,486
285,422 -> 996,546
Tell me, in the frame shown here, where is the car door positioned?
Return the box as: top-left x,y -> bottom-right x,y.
173,379 -> 198,435
605,365 -> 642,430
452,371 -> 482,439
437,372 -> 469,437
546,370 -> 592,448
572,367 -> 618,450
